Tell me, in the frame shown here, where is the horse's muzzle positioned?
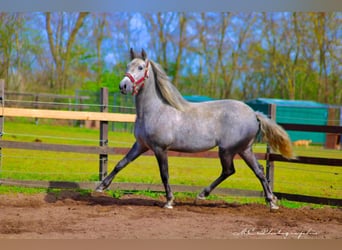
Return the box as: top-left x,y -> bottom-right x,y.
119,84 -> 127,95
119,79 -> 130,95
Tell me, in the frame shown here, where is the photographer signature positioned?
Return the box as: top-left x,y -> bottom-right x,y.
233,228 -> 319,239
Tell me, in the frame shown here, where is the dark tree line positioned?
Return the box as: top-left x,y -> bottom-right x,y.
0,12 -> 341,104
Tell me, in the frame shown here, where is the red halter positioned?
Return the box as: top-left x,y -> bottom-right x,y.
124,60 -> 149,95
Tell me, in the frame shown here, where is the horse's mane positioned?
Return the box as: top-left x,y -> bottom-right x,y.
149,60 -> 190,111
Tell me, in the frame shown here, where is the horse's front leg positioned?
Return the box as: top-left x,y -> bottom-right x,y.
154,147 -> 174,209
96,142 -> 148,192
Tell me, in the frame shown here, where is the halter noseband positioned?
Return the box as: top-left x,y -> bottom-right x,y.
125,60 -> 149,95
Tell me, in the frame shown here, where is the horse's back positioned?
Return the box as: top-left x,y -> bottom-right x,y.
199,99 -> 258,145
189,99 -> 256,123
178,99 -> 259,151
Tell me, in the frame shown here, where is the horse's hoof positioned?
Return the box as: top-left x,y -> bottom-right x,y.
269,197 -> 279,211
194,195 -> 206,205
164,203 -> 173,209
270,206 -> 279,213
270,203 -> 279,211
92,187 -> 106,197
95,181 -> 109,192
196,194 -> 206,200
268,195 -> 279,212
95,186 -> 104,193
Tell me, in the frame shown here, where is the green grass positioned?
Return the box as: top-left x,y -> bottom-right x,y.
0,185 -> 48,195
1,119 -> 341,202
3,118 -> 135,147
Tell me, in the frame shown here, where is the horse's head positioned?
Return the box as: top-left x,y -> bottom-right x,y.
120,48 -> 149,95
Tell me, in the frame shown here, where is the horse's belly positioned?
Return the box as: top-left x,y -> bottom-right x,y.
169,134 -> 217,153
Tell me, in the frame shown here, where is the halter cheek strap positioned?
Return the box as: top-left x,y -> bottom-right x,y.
125,60 -> 149,95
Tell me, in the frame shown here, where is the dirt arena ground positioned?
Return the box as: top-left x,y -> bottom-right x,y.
0,191 -> 341,239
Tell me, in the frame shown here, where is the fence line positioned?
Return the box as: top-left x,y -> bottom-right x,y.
5,90 -> 341,124
0,82 -> 341,206
0,107 -> 136,122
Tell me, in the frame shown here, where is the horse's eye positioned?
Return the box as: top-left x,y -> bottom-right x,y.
138,66 -> 143,70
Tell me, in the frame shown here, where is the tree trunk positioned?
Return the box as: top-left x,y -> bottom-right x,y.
45,12 -> 89,92
173,13 -> 187,87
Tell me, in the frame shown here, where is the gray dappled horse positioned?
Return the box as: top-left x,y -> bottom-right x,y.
96,49 -> 293,211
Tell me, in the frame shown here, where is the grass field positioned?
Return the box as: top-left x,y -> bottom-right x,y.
1,118 -> 341,201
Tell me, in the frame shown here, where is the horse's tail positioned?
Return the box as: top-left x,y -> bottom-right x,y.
255,112 -> 293,159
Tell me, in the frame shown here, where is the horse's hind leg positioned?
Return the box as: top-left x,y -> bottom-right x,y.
239,147 -> 278,210
197,148 -> 235,199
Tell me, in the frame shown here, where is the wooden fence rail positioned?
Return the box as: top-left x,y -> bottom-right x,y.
0,82 -> 341,206
280,123 -> 342,134
0,107 -> 136,122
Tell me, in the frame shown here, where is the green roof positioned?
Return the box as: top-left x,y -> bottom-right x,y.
183,95 -> 215,102
246,98 -> 328,108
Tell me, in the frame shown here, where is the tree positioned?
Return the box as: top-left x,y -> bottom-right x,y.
0,13 -> 23,88
195,12 -> 223,97
143,13 -> 178,73
45,12 -> 89,92
172,12 -> 187,87
1,12 -> 340,105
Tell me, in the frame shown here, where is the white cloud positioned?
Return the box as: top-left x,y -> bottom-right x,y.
104,52 -> 116,65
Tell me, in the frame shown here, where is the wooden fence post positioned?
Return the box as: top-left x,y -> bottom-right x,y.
266,104 -> 276,191
325,107 -> 339,149
99,88 -> 108,181
0,80 -> 4,172
34,94 -> 39,125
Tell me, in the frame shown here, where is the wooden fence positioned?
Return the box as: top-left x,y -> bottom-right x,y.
0,81 -> 341,206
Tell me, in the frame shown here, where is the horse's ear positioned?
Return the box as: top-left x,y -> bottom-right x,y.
130,48 -> 135,60
141,49 -> 147,60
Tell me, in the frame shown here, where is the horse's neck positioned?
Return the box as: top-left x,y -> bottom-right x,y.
135,75 -> 163,120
